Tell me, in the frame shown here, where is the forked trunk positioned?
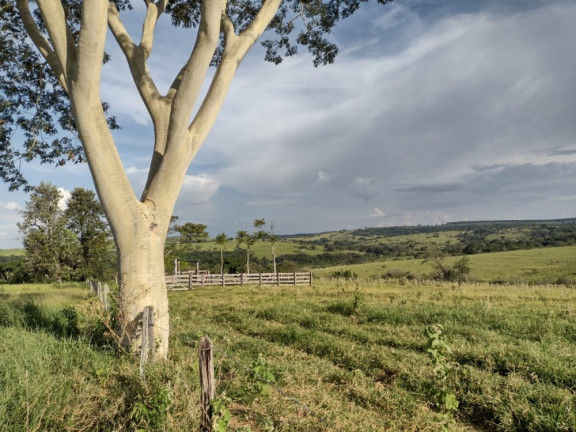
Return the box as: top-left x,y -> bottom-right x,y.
116,231 -> 169,360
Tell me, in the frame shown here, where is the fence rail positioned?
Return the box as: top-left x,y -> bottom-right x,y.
166,272 -> 312,290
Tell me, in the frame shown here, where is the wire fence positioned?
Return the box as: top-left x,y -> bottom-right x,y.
146,319 -> 341,431
88,281 -> 341,430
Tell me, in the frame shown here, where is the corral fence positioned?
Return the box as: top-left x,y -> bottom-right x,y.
166,272 -> 312,290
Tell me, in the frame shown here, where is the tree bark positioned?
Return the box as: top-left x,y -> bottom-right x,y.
117,227 -> 169,359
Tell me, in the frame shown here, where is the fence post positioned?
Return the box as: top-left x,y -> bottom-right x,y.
139,306 -> 154,377
199,336 -> 215,432
309,272 -> 313,286
277,272 -> 280,286
221,273 -> 225,287
188,273 -> 192,290
293,272 -> 297,286
241,273 -> 244,286
102,283 -> 110,310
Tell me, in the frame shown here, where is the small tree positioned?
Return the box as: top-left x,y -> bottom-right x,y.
65,187 -> 112,280
18,182 -> 79,282
174,222 -> 209,243
426,253 -> 471,283
236,230 -> 256,273
268,222 -> 279,273
214,232 -> 228,274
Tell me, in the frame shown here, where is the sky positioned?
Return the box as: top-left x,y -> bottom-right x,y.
1,0 -> 576,248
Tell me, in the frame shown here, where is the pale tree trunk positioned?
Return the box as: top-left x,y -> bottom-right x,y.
116,227 -> 170,358
17,0 -> 283,360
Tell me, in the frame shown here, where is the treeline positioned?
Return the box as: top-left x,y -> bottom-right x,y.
165,248 -> 369,275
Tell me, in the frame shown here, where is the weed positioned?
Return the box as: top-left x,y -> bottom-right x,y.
424,324 -> 459,430
250,355 -> 276,396
211,393 -> 232,432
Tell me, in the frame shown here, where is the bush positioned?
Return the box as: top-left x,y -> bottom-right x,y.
331,269 -> 358,279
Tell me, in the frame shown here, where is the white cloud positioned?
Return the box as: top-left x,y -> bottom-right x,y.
314,171 -> 334,186
369,208 -> 387,218
0,202 -> 21,212
57,188 -> 71,211
180,175 -> 220,205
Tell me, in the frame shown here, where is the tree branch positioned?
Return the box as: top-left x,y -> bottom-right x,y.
140,0 -> 167,59
108,2 -> 166,125
166,0 -> 226,142
189,0 -> 282,144
15,0 -> 68,91
36,0 -> 76,82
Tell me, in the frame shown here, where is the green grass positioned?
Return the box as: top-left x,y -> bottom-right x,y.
2,280 -> 576,430
313,245 -> 576,284
0,282 -> 89,309
0,249 -> 24,257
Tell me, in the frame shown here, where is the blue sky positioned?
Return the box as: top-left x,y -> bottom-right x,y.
1,0 -> 576,248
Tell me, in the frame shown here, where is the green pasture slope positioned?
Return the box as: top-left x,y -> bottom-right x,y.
0,249 -> 24,257
314,245 -> 576,284
1,279 -> 576,430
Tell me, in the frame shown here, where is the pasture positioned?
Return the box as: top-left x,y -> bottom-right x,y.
1,279 -> 575,431
314,245 -> 576,284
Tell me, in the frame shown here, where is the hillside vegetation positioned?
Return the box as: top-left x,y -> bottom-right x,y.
161,219 -> 576,276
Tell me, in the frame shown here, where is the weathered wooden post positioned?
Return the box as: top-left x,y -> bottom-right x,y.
199,336 -> 215,432
277,272 -> 280,286
309,272 -> 313,286
139,306 -> 154,377
102,283 -> 110,310
293,272 -> 297,286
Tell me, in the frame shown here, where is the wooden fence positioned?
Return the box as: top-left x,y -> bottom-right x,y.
166,272 -> 312,290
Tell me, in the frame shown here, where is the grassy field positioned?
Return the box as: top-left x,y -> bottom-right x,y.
313,245 -> 576,284
0,249 -> 24,257
1,279 -> 576,431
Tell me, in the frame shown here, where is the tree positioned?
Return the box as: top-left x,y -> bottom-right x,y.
174,222 -> 209,243
426,253 -> 471,283
236,229 -> 256,273
268,222 -> 279,273
64,187 -> 112,280
214,232 -> 228,274
3,0 -> 393,358
17,182 -> 79,282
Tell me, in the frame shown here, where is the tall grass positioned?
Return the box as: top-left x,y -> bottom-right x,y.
1,280 -> 575,430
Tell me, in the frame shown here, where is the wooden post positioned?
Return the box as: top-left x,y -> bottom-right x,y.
259,273 -> 262,285
241,273 -> 244,286
188,273 -> 192,290
221,273 -> 225,287
293,272 -> 297,286
199,336 -> 215,432
102,283 -> 110,310
139,306 -> 154,377
277,272 -> 280,286
174,258 -> 178,275
202,273 -> 205,288
309,272 -> 313,286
